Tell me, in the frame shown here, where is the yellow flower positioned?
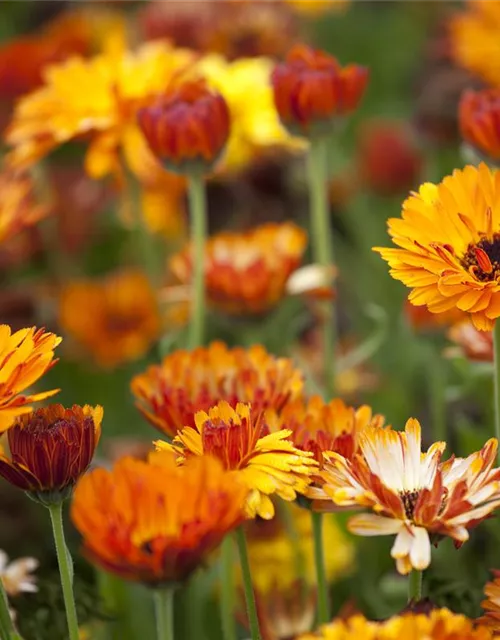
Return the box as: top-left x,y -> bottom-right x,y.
156,401 -> 317,519
0,171 -> 47,246
0,326 -> 61,432
375,163 -> 500,331
59,269 -> 161,368
286,0 -> 350,17
314,419 -> 500,574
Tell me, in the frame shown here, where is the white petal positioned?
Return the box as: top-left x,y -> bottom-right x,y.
391,526 -> 413,559
348,514 -> 403,536
0,551 -> 8,572
409,527 -> 431,570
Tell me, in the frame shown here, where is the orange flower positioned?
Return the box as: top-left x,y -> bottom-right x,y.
481,570 -> 500,632
169,222 -> 308,315
71,452 -> 247,585
447,320 -> 493,362
374,163 -> 500,331
313,420 -> 500,574
404,300 -> 467,333
0,171 -> 48,246
279,396 -> 384,466
0,326 -> 61,433
271,44 -> 368,135
58,270 -> 161,368
157,401 -> 316,519
131,341 -> 303,438
138,79 -> 230,173
460,89 -> 500,164
0,404 -> 102,503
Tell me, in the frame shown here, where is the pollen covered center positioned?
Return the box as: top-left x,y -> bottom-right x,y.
461,233 -> 500,282
400,489 -> 420,519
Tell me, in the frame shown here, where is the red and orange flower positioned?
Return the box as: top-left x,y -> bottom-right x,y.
131,341 -> 303,438
0,171 -> 48,247
459,89 -> 500,165
0,326 -> 61,433
169,222 -> 309,315
71,452 -> 247,585
0,404 -> 102,503
447,320 -> 493,362
272,44 -> 368,135
313,419 -> 500,574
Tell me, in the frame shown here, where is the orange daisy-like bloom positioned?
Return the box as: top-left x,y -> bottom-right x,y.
313,419 -> 500,574
447,320 -> 493,362
0,404 -> 102,503
279,395 -> 384,466
169,222 -> 308,315
375,163 -> 500,331
0,171 -> 48,246
137,79 -> 230,173
71,452 -> 247,585
131,341 -> 303,438
0,326 -> 61,433
157,401 -> 316,519
58,270 -> 161,368
481,570 -> 500,632
271,44 -> 368,135
460,89 -> 500,165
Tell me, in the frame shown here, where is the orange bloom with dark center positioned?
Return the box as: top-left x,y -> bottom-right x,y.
0,172 -> 48,247
169,222 -> 308,315
279,395 -> 384,466
131,341 -> 303,438
0,404 -> 102,503
447,320 -> 493,362
71,452 -> 247,585
0,326 -> 61,433
460,89 -> 500,164
59,270 -> 161,368
271,44 -> 368,135
137,79 -> 230,172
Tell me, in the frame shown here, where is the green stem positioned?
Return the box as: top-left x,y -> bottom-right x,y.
307,137 -> 336,397
429,347 -> 447,442
220,536 -> 237,640
494,321 -> 500,464
154,588 -> 175,640
0,573 -> 20,640
187,173 -> 208,349
48,503 -> 79,640
235,527 -> 261,640
408,569 -> 423,602
311,511 -> 329,624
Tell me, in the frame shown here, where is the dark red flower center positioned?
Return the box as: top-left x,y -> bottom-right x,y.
400,489 -> 420,519
461,233 -> 500,282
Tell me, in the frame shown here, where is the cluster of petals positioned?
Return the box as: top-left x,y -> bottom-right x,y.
312,419 -> 500,574
0,171 -> 48,246
460,89 -> 500,165
481,570 -> 500,632
447,320 -> 493,362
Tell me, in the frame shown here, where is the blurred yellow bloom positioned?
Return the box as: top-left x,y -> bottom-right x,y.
0,171 -> 47,246
286,0 -> 350,17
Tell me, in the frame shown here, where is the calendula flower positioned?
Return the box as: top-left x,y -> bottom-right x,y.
5,42 -> 194,180
71,452 -> 247,585
279,396 -> 384,466
157,401 -> 316,519
481,570 -> 500,632
296,609 -> 494,639
59,270 -> 161,368
271,44 -> 368,136
0,171 -> 48,246
447,320 -> 493,362
460,89 -> 500,165
286,0 -> 350,17
169,222 -> 308,315
374,163 -> 500,331
0,550 -> 38,596
131,341 -> 303,438
0,404 -> 102,504
314,419 -> 500,574
0,326 -> 61,432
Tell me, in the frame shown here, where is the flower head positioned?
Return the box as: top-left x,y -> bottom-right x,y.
481,570 -> 500,632
460,89 -> 500,165
0,172 -> 48,246
71,452 -> 246,585
157,401 -> 316,519
169,222 -> 308,315
59,270 -> 161,368
447,320 -> 493,362
0,404 -> 102,503
131,341 -> 303,438
0,550 -> 38,597
314,419 -> 500,574
286,0 -> 350,17
375,163 -> 500,331
138,79 -> 230,173
271,44 -> 368,136
0,326 -> 61,433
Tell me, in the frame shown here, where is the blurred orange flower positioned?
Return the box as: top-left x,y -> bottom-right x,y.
131,341 -> 304,438
0,171 -> 48,246
447,321 -> 493,362
169,222 -> 308,315
286,0 -> 350,17
460,88 -> 500,164
138,80 -> 230,173
58,270 -> 161,368
0,404 -> 102,503
404,300 -> 467,333
0,326 -> 61,433
157,401 -> 316,519
482,570 -> 500,632
71,453 -> 247,585
272,44 -> 368,135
